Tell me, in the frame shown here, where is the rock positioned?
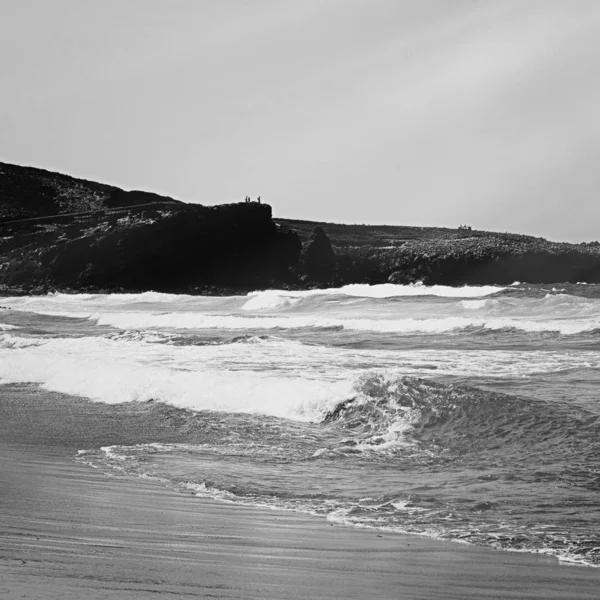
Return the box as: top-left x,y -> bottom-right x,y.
388,271 -> 409,284
0,201 -> 303,293
299,227 -> 335,282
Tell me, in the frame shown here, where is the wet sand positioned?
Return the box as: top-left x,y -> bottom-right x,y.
1,384 -> 599,599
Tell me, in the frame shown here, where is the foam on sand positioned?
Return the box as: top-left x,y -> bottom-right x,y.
3,445 -> 597,600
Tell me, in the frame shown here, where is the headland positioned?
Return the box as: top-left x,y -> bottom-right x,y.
2,161 -> 600,295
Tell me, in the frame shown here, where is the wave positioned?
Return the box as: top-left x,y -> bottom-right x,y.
323,373 -> 600,457
0,291 -> 229,318
3,325 -> 598,442
241,283 -> 506,310
73,374 -> 600,569
461,292 -> 599,312
91,311 -> 600,335
460,299 -> 489,310
332,283 -> 506,298
3,332 -> 599,418
78,433 -> 600,568
242,290 -> 304,311
2,284 -> 506,315
4,287 -> 600,338
20,291 -> 194,303
0,335 -> 352,421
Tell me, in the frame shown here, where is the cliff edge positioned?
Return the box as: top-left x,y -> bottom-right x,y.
0,163 -> 300,294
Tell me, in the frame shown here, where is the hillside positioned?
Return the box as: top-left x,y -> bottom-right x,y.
0,161 -> 181,222
274,218 -> 542,247
0,163 -> 300,294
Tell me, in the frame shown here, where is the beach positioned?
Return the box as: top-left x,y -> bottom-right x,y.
1,384 -> 599,600
3,2 -> 600,595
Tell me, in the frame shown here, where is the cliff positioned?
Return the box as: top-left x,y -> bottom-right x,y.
276,219 -> 600,286
0,163 -> 300,294
2,161 -> 600,295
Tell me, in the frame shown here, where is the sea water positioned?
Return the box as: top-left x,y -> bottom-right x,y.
1,282 -> 599,566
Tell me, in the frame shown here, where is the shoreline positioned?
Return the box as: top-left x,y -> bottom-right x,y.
2,443 -> 600,600
1,384 -> 599,598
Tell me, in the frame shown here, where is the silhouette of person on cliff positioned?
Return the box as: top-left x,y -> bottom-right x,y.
257,196 -> 261,204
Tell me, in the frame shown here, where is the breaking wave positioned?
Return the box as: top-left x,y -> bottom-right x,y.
2,330 -> 600,423
74,373 -> 600,568
90,312 -> 600,335
323,374 -> 600,457
241,283 -> 506,310
0,283 -> 505,313
0,334 -> 351,421
3,285 -> 600,337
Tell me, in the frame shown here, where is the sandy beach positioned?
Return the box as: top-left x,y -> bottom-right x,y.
0,384 -> 598,600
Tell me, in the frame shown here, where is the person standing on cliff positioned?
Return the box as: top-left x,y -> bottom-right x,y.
257,196 -> 261,204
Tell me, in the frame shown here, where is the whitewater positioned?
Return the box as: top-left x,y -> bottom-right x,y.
1,282 -> 599,566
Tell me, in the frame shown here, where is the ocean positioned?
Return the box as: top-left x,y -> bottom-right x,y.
1,282 -> 599,567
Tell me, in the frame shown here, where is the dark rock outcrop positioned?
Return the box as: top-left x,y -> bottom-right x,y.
299,227 -> 335,282
0,203 -> 302,293
3,161 -> 600,294
337,237 -> 600,285
0,162 -> 302,294
278,218 -> 600,286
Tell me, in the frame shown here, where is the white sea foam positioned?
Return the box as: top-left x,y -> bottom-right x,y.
41,291 -> 190,303
92,311 -> 600,335
322,282 -> 506,298
242,283 -> 506,308
481,318 -> 599,335
0,334 -> 40,348
460,299 -> 488,310
0,335 -> 352,421
4,287 -> 598,339
390,500 -> 428,512
242,290 -> 303,311
0,291 -> 215,318
1,334 -> 599,423
2,284 -> 505,316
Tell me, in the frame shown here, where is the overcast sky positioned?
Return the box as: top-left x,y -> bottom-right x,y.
1,0 -> 599,242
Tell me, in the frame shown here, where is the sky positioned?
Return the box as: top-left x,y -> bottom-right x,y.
1,0 -> 599,242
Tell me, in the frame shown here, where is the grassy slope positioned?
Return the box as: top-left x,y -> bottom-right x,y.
274,218 -> 544,248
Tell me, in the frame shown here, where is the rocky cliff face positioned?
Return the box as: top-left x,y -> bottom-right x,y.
298,227 -> 336,282
0,202 -> 302,293
333,237 -> 600,285
3,161 -> 600,294
277,219 -> 600,286
0,163 -> 302,294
